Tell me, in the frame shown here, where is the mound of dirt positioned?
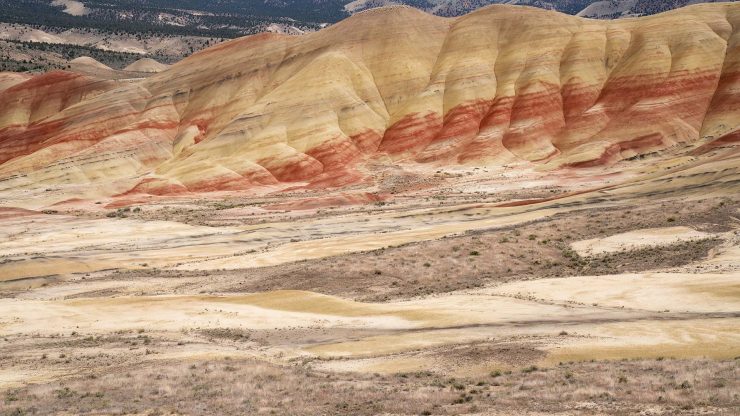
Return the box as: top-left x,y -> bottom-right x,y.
69,56 -> 113,71
123,58 -> 169,73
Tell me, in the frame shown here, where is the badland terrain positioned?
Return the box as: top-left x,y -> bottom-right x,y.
0,3 -> 739,415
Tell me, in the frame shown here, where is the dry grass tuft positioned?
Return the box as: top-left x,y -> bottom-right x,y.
1,358 -> 737,415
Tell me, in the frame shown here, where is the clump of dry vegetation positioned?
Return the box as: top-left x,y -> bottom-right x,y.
1,358 -> 737,415
207,196 -> 736,302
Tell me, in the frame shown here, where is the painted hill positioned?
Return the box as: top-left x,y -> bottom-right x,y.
67,56 -> 118,78
0,4 -> 738,206
0,72 -> 32,93
124,58 -> 170,73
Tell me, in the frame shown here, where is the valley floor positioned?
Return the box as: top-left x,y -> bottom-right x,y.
0,148 -> 738,415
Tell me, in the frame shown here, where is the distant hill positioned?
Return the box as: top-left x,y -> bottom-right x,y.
0,0 -> 330,39
347,0 -> 734,18
0,0 -> 734,41
124,58 -> 169,73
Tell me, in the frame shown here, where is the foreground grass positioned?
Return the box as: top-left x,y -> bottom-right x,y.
2,358 -> 737,415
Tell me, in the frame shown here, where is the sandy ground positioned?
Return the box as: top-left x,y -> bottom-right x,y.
570,226 -> 714,256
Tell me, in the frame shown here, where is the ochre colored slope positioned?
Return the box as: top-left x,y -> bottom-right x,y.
1,4 -> 739,201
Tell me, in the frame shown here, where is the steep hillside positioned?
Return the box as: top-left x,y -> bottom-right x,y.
0,4 -> 739,207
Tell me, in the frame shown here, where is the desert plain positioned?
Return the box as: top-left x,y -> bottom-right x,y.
1,146 -> 738,414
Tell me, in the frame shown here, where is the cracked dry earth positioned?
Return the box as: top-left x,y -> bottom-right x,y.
0,147 -> 739,415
